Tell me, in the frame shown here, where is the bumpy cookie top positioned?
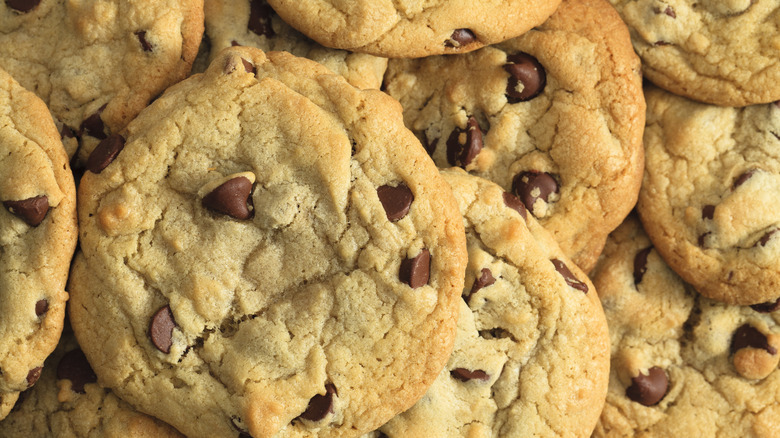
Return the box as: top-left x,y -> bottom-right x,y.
265,0 -> 562,58
592,216 -> 780,437
609,0 -> 780,107
0,67 -> 77,420
383,0 -> 645,273
368,169 -> 610,437
0,0 -> 203,160
638,85 -> 780,305
204,0 -> 387,90
69,46 -> 467,438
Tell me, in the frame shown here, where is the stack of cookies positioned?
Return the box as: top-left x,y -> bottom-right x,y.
0,0 -> 777,437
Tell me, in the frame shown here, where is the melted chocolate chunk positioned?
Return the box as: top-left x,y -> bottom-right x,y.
551,259 -> 588,293
445,29 -> 476,48
399,248 -> 431,289
299,383 -> 337,421
502,192 -> 528,220
149,305 -> 176,354
377,183 -> 414,222
79,104 -> 108,140
56,349 -> 98,393
731,324 -> 777,355
35,299 -> 49,316
468,268 -> 496,302
751,298 -> 780,313
733,169 -> 758,189
504,52 -> 546,103
702,205 -> 715,220
626,367 -> 668,406
60,124 -> 76,139
26,367 -> 42,387
446,116 -> 483,168
241,58 -> 256,74
248,0 -> 275,38
511,171 -> 558,216
3,195 -> 49,226
202,176 -> 254,220
86,134 -> 125,174
633,246 -> 653,286
757,229 -> 777,247
6,0 -> 40,13
136,30 -> 153,52
451,368 -> 490,382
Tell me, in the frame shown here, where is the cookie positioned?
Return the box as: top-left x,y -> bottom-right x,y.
638,85 -> 780,305
608,0 -> 780,107
0,0 -> 203,162
204,0 -> 387,90
265,0 -> 562,58
0,67 -> 77,420
68,46 -> 467,438
382,0 -> 645,273
592,215 -> 780,437
366,169 -> 610,437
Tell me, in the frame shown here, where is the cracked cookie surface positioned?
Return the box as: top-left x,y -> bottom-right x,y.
68,46 -> 467,438
638,85 -> 780,305
593,216 -> 780,437
608,0 -> 780,107
0,66 -> 77,421
265,0 -> 562,58
382,0 -> 645,273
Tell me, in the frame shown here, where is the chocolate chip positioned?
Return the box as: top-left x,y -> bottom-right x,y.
698,232 -> 711,248
6,0 -> 40,12
399,248 -> 431,289
149,305 -> 176,354
3,195 -> 49,226
451,368 -> 490,382
202,176 -> 254,220
60,124 -> 76,139
79,104 -> 108,140
626,367 -> 668,406
702,205 -> 715,220
446,116 -> 483,168
445,29 -> 476,48
731,324 -> 777,355
502,192 -> 528,220
299,383 -> 337,422
751,298 -> 780,313
26,367 -> 41,387
654,41 -> 672,46
135,30 -> 153,52
467,268 -> 495,302
551,259 -> 588,293
654,5 -> 676,18
511,171 -> 558,216
733,169 -> 758,189
377,183 -> 414,222
504,52 -> 546,103
757,229 -> 777,247
248,0 -> 275,38
241,58 -> 256,74
56,349 -> 97,393
231,40 -> 241,47
86,133 -> 125,174
35,299 -> 48,316
633,246 -> 652,286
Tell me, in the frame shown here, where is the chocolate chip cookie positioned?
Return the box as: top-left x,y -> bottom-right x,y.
68,46 -> 467,438
608,0 -> 780,107
592,215 -> 780,437
0,66 -> 77,420
367,169 -> 610,437
383,0 -> 645,273
638,85 -> 780,305
265,0 -> 562,58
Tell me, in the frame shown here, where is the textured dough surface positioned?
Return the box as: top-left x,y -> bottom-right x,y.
69,46 -> 467,438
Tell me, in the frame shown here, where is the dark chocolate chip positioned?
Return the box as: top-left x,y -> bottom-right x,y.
445,29 -> 476,48
248,0 -> 275,38
79,104 -> 108,140
56,349 -> 97,393
241,58 -> 256,74
626,366 -> 668,406
86,133 -> 125,174
446,116 -> 483,168
135,30 -> 153,52
702,205 -> 716,220
299,383 -> 337,422
399,248 -> 431,289
633,246 -> 653,286
451,368 -> 490,382
698,232 -> 711,248
231,40 -> 241,47
511,171 -> 558,216
751,298 -> 780,313
3,195 -> 49,226
731,324 -> 777,355
654,5 -> 676,18
6,0 -> 40,13
377,183 -> 414,222
502,192 -> 528,220
504,52 -> 546,103
733,169 -> 758,189
60,124 -> 76,139
35,299 -> 48,316
149,305 -> 176,354
551,259 -> 588,293
467,268 -> 495,302
202,176 -> 254,220
26,367 -> 41,387
757,229 -> 777,247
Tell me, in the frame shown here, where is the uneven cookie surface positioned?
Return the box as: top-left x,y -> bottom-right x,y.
638,85 -> 780,305
593,216 -> 780,437
383,0 -> 645,272
609,0 -> 780,106
0,0 -> 203,161
367,169 -> 610,438
266,0 -> 562,58
204,0 -> 387,89
0,67 -> 77,420
69,47 -> 466,438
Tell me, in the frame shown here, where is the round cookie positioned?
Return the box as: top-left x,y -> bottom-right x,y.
367,169 -> 610,437
382,0 -> 645,273
0,67 -> 77,420
68,46 -> 467,438
204,0 -> 387,90
265,0 -> 562,58
592,215 -> 780,437
0,0 -> 203,161
608,0 -> 780,107
638,85 -> 780,305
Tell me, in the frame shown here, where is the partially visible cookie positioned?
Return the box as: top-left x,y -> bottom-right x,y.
608,0 -> 780,107
69,46 -> 466,438
0,0 -> 203,162
265,0 -> 562,58
383,0 -> 645,273
0,67 -> 77,420
367,169 -> 610,437
592,215 -> 780,437
204,0 -> 387,90
638,85 -> 780,305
